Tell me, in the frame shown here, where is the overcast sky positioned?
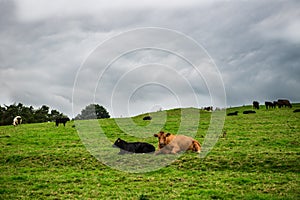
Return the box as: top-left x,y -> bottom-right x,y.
1,0 -> 299,118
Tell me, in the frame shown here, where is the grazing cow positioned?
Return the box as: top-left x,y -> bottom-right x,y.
243,110 -> 256,114
203,106 -> 213,112
153,131 -> 201,154
227,111 -> 238,116
293,109 -> 300,113
112,138 -> 155,154
13,116 -> 22,126
277,99 -> 292,108
143,116 -> 152,120
253,101 -> 259,109
265,101 -> 275,109
55,117 -> 70,126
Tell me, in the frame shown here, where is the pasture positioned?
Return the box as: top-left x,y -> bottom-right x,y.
0,104 -> 299,199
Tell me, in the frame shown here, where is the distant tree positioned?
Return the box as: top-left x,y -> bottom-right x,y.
19,105 -> 34,124
0,105 -> 6,125
75,104 -> 110,120
3,104 -> 19,125
94,104 -> 110,119
48,109 -> 64,122
0,103 -> 67,126
34,105 -> 50,123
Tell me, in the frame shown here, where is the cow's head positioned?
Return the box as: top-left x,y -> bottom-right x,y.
113,138 -> 125,148
154,131 -> 171,149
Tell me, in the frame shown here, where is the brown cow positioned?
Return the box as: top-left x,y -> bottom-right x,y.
277,99 -> 292,108
153,131 -> 201,154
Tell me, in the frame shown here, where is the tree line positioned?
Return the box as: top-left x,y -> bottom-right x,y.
0,103 -> 66,126
0,103 -> 110,126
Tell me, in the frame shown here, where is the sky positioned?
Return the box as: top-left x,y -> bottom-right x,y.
0,0 -> 299,118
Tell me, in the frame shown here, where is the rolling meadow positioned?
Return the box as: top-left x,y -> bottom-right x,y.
0,104 -> 299,199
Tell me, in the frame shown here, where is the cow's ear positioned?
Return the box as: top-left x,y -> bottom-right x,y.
166,133 -> 171,137
154,134 -> 158,137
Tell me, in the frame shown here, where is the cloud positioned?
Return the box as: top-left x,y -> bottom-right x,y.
252,2 -> 300,44
0,0 -> 299,117
14,0 -> 213,22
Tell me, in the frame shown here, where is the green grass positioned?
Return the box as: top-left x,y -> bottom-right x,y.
0,105 -> 299,199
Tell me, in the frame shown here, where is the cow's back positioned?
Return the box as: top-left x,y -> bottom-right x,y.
135,142 -> 155,153
278,99 -> 292,108
165,134 -> 176,145
169,135 -> 193,150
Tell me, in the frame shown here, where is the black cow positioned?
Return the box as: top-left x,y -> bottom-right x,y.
143,116 -> 152,120
293,109 -> 300,113
203,106 -> 213,111
227,111 -> 238,116
55,117 -> 70,126
265,101 -> 275,109
113,138 -> 155,154
243,110 -> 256,114
277,99 -> 292,108
253,101 -> 259,109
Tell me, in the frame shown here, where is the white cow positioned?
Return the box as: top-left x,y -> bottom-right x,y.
13,116 -> 22,126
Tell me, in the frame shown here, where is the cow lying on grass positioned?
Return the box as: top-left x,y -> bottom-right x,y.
112,138 -> 155,154
154,131 -> 201,154
243,110 -> 256,114
227,111 -> 238,116
143,116 -> 152,120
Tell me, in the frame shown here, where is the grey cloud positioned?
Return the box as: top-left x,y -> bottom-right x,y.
1,0 -> 299,117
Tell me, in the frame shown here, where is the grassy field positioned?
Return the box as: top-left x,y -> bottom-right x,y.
0,104 -> 299,199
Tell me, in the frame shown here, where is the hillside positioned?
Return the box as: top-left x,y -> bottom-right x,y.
0,104 -> 299,199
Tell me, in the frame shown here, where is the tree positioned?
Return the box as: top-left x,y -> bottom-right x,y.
0,103 -> 67,126
75,104 -> 110,120
48,109 -> 63,122
0,105 -> 6,125
19,105 -> 34,124
34,105 -> 50,123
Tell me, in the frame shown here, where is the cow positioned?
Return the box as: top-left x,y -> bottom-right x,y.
277,99 -> 292,108
112,138 -> 155,154
293,109 -> 300,113
143,116 -> 152,120
265,101 -> 275,109
227,111 -> 238,116
243,110 -> 256,114
153,131 -> 201,154
253,101 -> 259,109
55,117 -> 70,126
13,116 -> 22,126
203,106 -> 213,112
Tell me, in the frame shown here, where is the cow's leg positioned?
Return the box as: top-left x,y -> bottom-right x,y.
170,146 -> 181,154
155,147 -> 171,155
